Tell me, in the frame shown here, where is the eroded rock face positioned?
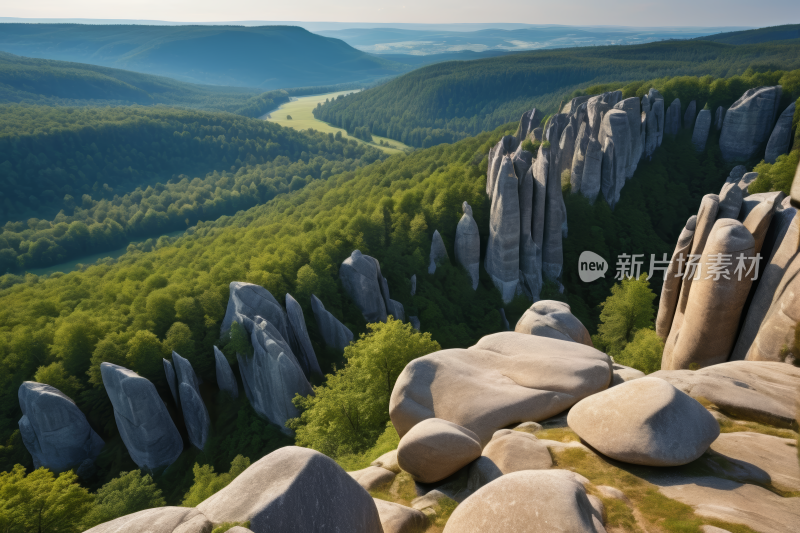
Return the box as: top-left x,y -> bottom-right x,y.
718,182 -> 744,219
310,295 -> 353,352
514,300 -> 592,346
455,202 -> 480,290
197,446 -> 383,532
684,100 -> 697,130
570,121 -> 590,194
568,377 -> 719,466
172,352 -> 210,451
83,507 -> 210,533
665,98 -> 681,136
714,106 -> 726,130
655,215 -> 696,339
764,101 -> 796,163
100,363 -> 183,470
214,346 -> 238,400
710,431 -> 800,491
285,294 -> 322,380
614,97 -> 642,176
486,136 -> 520,199
396,418 -> 481,483
599,109 -> 631,207
515,108 -> 544,140
340,250 -> 388,323
444,470 -> 604,533
542,147 -> 564,280
719,86 -> 782,162
467,429 -> 552,491
163,358 -> 179,405
18,382 -> 104,473
485,155 -> 520,302
390,332 -> 612,446
221,282 -> 290,342
692,109 -> 712,152
428,230 -> 450,274
581,138 -> 603,202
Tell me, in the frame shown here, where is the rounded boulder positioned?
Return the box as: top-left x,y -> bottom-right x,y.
515,301 -> 593,346
397,418 -> 481,484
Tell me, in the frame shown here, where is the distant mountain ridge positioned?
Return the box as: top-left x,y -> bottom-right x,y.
697,24 -> 800,45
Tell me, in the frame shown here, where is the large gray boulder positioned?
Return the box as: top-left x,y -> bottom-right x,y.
518,169 -> 541,299
390,332 -> 612,446
665,98 -> 681,135
455,203 -> 479,291
236,316 -> 313,434
764,101 -> 796,163
514,300 -> 592,346
100,363 -> 183,470
340,250 -> 388,323
373,498 -> 427,533
485,155 -> 520,302
310,294 -> 354,352
581,138 -> 602,202
683,100 -> 697,130
655,215 -> 696,339
515,108 -> 544,141
614,97 -> 642,177
542,147 -> 563,280
692,109 -> 712,152
444,470 -> 605,533
197,446 -> 383,532
18,382 -> 104,473
221,282 -> 290,342
172,351 -> 210,451
719,86 -> 783,162
467,429 -> 552,491
285,294 -> 322,379
428,229 -> 449,274
568,377 -> 719,466
83,507 -> 210,533
214,346 -> 239,400
396,418 -> 481,483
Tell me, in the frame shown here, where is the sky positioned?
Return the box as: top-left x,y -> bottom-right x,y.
2,0 -> 799,28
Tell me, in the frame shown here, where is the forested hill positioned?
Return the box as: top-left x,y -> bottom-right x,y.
313,38 -> 800,147
698,24 -> 800,45
0,24 -> 407,89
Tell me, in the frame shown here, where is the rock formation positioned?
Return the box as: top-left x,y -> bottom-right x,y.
614,97 -> 642,176
100,363 -> 183,469
428,229 -> 449,274
581,138 -> 603,202
719,86 -> 782,162
84,507 -> 210,533
714,106 -> 726,130
310,295 -> 354,352
410,274 -> 416,296
396,418 -> 482,483
214,346 -> 238,399
409,316 -> 420,331
665,98 -> 681,135
467,429 -> 552,491
764,101 -> 796,163
18,382 -> 104,473
517,169 -> 540,299
514,300 -> 592,346
683,100 -> 697,130
542,149 -> 564,280
515,108 -> 544,140
285,293 -> 322,379
221,282 -> 290,342
163,358 -> 179,405
455,202 -> 480,290
485,155 -> 521,302
340,250 -> 389,323
172,351 -> 210,450
652,96 -> 665,147
692,109 -> 712,152
655,216 -> 696,339
486,135 -> 519,199
599,109 -> 631,207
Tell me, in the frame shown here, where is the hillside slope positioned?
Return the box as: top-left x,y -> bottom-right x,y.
698,24 -> 800,45
0,24 -> 407,89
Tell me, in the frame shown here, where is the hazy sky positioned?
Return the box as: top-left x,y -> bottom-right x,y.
3,0 -> 799,27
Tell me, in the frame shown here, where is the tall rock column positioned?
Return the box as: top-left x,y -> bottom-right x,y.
519,168 -> 541,299
570,121 -> 590,194
691,109 -> 712,152
714,106 -> 726,130
719,86 -> 783,162
485,156 -> 521,302
486,136 -> 520,199
428,230 -> 450,274
455,201 -> 480,290
213,346 -> 239,400
665,98 -> 681,136
599,109 -> 631,207
285,294 -> 323,380
614,97 -> 642,177
683,100 -> 697,130
515,108 -> 544,140
310,295 -> 354,352
581,138 -> 603,203
655,216 -> 697,340
172,352 -> 210,451
542,147 -> 564,281
764,102 -> 796,163
652,98 -> 665,147
339,250 -> 388,323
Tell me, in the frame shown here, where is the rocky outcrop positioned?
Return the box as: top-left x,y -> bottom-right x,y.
310,294 -> 353,352
83,507 -> 210,533
599,109 -> 631,207
486,136 -> 519,199
455,202 -> 480,289
373,499 -> 427,533
390,332 -> 612,445
409,316 -> 420,331
570,122 -> 590,194
515,108 -> 544,141
655,216 -> 696,339
692,109 -> 712,152
718,181 -> 744,219
197,446 -> 383,532
214,346 -> 238,400
568,377 -> 719,466
518,168 -> 540,299
684,100 -> 697,130
665,98 -> 681,136
100,363 -> 183,470
719,86 -> 782,162
410,274 -> 416,296
542,147 -> 564,280
652,97 -> 665,147
614,97 -> 642,176
285,294 -> 322,379
340,250 -> 388,323
467,429 -> 552,491
396,418 -> 481,483
18,382 -> 104,473
514,300 -> 592,346
172,351 -> 210,451
764,101 -> 796,163
581,138 -> 603,202
163,358 -> 179,405
485,155 -> 520,302
709,431 -> 800,491
714,106 -> 726,130
558,123 -> 576,176
221,282 -> 290,342
428,229 -> 449,274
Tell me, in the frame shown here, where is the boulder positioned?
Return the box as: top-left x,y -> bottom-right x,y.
374,498 -> 427,533
172,351 -> 210,450
655,215 -> 696,339
485,155 -> 520,302
764,101 -> 796,163
692,109 -> 712,152
563,96 -> 591,116
428,230 -> 449,274
443,470 -> 604,533
709,431 -> 800,491
220,282 -> 290,342
455,202 -> 480,290
518,169 -> 541,299
581,138 -> 603,202
467,429 -> 552,491
737,172 -> 758,196
371,449 -> 401,474
237,316 -> 313,433
717,182 -> 743,219
719,86 -> 783,162
396,418 -> 481,484
514,300 -> 592,346
197,446 -> 383,532
100,363 -> 183,470
285,294 -> 322,380
349,466 -> 396,492
739,191 -> 784,223
614,97 -> 642,176
17,382 -> 104,473
665,98 -> 681,136
390,332 -> 612,445
340,250 -> 388,323
531,127 -> 543,141
515,108 -> 544,140
310,294 -> 353,352
163,358 -> 179,405
83,507 -> 210,533
714,106 -> 726,130
213,346 -> 239,400
684,100 -> 697,130
409,316 -> 421,331
742,198 -> 777,254
610,363 -> 646,386
387,299 -> 405,322
568,377 -> 719,466
662,219 -> 755,370
651,361 -> 800,428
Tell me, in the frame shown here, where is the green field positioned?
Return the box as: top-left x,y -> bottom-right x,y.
264,91 -> 412,154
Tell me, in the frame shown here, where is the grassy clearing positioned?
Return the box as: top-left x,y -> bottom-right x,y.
264,91 -> 412,155
335,423 -> 400,472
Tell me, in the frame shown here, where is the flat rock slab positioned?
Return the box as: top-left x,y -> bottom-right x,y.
374,499 -> 427,533
84,507 -> 209,533
709,431 -> 800,491
390,332 -> 612,446
650,361 -> 800,428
